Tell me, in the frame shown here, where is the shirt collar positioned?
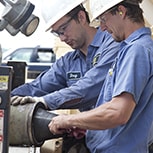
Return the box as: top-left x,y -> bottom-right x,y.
72,26 -> 104,60
122,27 -> 151,46
90,27 -> 103,47
72,49 -> 86,60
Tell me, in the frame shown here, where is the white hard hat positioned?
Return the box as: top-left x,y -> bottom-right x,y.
41,0 -> 86,31
89,0 -> 123,21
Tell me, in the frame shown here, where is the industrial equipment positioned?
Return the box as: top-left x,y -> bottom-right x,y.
9,102 -> 87,153
0,66 -> 13,153
9,102 -> 61,147
0,0 -> 39,36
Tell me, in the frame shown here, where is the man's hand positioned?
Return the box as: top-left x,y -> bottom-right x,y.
48,114 -> 72,135
67,127 -> 86,139
48,114 -> 86,139
11,96 -> 46,106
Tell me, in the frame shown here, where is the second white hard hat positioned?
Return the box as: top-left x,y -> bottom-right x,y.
89,0 -> 123,21
41,0 -> 86,31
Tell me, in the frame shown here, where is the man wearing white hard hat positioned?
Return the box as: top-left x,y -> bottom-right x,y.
48,0 -> 153,153
10,0 -> 119,112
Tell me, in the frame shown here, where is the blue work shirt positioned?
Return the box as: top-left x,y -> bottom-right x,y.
86,27 -> 153,153
11,27 -> 119,111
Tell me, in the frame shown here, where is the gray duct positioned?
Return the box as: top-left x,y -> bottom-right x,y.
9,102 -> 63,147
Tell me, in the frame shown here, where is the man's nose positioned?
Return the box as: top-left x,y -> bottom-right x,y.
100,23 -> 107,31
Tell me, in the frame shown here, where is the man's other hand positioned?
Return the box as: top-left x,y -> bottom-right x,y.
11,96 -> 45,106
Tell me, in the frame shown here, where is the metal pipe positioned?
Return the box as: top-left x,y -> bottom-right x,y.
9,102 -> 63,147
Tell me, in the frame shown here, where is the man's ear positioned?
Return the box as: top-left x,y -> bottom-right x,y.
77,10 -> 86,23
117,5 -> 127,17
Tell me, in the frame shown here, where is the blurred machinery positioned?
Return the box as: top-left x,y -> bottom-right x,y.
0,66 -> 13,153
0,0 -> 39,36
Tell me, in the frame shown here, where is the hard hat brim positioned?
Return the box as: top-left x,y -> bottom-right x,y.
44,0 -> 87,32
90,0 -> 123,22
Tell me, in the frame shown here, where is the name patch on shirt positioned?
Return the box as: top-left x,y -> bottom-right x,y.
67,72 -> 81,80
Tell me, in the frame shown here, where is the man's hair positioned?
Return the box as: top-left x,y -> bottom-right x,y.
66,4 -> 90,24
110,0 -> 144,24
124,0 -> 143,5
